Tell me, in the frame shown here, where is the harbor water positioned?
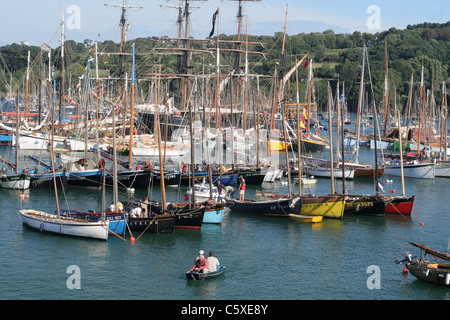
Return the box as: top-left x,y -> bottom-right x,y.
1,140 -> 450,301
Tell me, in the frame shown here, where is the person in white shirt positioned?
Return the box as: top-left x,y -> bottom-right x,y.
207,251 -> 220,272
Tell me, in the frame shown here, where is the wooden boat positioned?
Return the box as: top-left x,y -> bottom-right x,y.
0,173 -> 31,189
288,213 -> 322,223
293,195 -> 346,219
30,171 -> 68,189
127,213 -> 176,234
234,168 -> 266,185
344,195 -> 387,216
151,202 -> 205,230
58,210 -> 126,236
404,242 -> 450,287
227,197 -> 298,217
19,209 -> 109,240
203,204 -> 224,224
383,154 -> 435,179
186,266 -> 226,280
382,195 -> 414,215
308,166 -> 354,179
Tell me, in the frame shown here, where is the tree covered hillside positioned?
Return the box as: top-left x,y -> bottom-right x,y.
0,22 -> 448,112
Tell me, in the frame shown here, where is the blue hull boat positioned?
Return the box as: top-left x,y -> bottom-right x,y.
203,206 -> 224,224
186,266 -> 226,280
58,210 -> 127,236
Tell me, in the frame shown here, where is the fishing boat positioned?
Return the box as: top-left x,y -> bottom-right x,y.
288,213 -> 322,223
65,158 -> 104,188
30,171 -> 68,189
58,209 -> 126,236
0,172 -> 31,189
383,195 -> 415,215
127,213 -> 176,234
344,195 -> 386,216
402,242 -> 450,287
227,197 -> 298,217
308,166 -> 354,179
203,203 -> 225,224
19,209 -> 109,240
383,156 -> 435,179
291,195 -> 346,219
186,266 -> 226,280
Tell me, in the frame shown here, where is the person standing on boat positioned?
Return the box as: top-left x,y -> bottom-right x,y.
238,175 -> 246,201
189,254 -> 209,273
207,251 -> 220,272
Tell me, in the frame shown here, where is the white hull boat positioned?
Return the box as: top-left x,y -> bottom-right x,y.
384,161 -> 435,179
308,167 -> 354,179
19,209 -> 109,240
0,173 -> 31,189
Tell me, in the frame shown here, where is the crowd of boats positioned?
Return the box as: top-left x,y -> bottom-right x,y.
0,1 -> 448,288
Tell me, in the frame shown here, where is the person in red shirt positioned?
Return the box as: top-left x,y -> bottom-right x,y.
238,175 -> 246,201
189,254 -> 209,273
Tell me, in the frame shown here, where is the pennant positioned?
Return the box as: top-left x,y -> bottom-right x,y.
19,193 -> 29,200
208,9 -> 219,38
42,43 -> 51,52
302,58 -> 310,70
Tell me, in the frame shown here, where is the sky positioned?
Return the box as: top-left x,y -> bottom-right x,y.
0,0 -> 449,47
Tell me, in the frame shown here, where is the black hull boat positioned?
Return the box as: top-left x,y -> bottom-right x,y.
227,198 -> 299,217
30,172 -> 68,189
150,171 -> 181,187
127,214 -> 176,234
105,170 -> 151,189
233,168 -> 265,185
151,203 -> 205,230
344,195 -> 387,216
186,266 -> 226,280
67,170 -> 104,188
403,242 -> 450,287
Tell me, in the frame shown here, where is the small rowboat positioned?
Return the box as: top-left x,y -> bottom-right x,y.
288,213 -> 323,223
186,266 -> 226,280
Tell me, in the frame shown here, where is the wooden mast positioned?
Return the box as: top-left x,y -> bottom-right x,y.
327,82 -> 335,194
129,43 -> 136,169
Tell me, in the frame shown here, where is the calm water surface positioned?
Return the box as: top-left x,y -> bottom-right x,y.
1,143 -> 450,301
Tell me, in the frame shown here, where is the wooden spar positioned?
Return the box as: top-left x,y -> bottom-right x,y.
24,51 -> 30,120
214,6 -> 220,130
405,73 -> 414,143
307,59 -> 312,131
280,52 -> 309,102
243,15 -> 248,132
327,82 -> 335,194
418,65 -> 424,158
397,110 -> 406,197
59,11 -> 65,127
355,45 -> 366,163
49,84 -> 60,218
129,43 -> 136,169
276,3 -> 288,118
156,65 -> 167,211
383,38 -> 389,136
295,59 -> 302,196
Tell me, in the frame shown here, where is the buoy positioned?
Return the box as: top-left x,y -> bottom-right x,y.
445,273 -> 450,285
183,195 -> 189,201
420,222 -> 424,226
130,236 -> 135,243
402,268 -> 408,274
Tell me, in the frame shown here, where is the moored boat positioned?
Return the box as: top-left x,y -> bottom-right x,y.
227,197 -> 298,217
19,209 -> 109,240
288,213 -> 322,223
344,195 -> 386,216
0,173 -> 31,189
